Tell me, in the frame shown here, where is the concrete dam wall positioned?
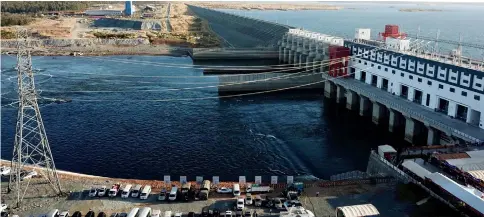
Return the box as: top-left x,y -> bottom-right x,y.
187,5 -> 291,48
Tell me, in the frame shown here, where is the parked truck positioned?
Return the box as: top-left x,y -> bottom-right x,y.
108,183 -> 121,197
246,185 -> 273,193
199,180 -> 211,200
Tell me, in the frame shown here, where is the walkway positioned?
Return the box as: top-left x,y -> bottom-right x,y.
326,75 -> 484,143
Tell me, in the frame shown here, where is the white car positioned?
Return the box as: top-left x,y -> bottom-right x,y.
216,187 -> 233,194
21,171 -> 38,180
236,198 -> 245,210
274,198 -> 283,209
245,193 -> 253,205
0,204 -> 7,212
89,187 -> 98,197
59,211 -> 69,217
174,212 -> 182,217
0,166 -> 11,176
151,210 -> 161,217
224,211 -> 232,217
98,186 -> 107,197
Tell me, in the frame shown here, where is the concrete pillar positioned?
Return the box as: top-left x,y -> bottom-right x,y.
372,102 -> 386,125
427,127 -> 440,146
359,96 -> 370,116
376,77 -> 383,89
279,46 -> 284,64
448,101 -> 457,118
336,85 -> 345,104
388,109 -> 402,132
283,48 -> 289,64
404,116 -> 417,143
324,81 -> 335,99
408,88 -> 415,101
346,90 -> 358,110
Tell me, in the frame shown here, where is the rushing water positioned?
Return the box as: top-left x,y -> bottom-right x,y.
0,55 -> 407,181
2,2 -> 483,181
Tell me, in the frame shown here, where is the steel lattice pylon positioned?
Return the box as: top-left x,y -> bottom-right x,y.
7,28 -> 63,208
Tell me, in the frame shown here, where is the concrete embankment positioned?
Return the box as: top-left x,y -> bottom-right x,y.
187,5 -> 291,48
1,38 -> 149,48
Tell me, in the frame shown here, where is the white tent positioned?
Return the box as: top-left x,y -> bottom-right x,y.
335,204 -> 380,217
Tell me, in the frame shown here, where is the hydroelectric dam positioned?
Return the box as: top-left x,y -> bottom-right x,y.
187,5 -> 484,147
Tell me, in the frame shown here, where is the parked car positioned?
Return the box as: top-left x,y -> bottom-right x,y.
187,212 -> 195,217
158,189 -> 167,201
151,210 -> 161,217
0,166 -> 11,176
244,211 -> 251,217
235,211 -> 242,217
274,198 -> 282,209
254,195 -> 262,207
216,187 -> 232,194
245,193 -> 253,205
72,212 -> 82,217
201,207 -> 209,217
118,214 -> 127,217
21,171 -> 37,180
174,212 -> 182,217
0,204 -> 7,212
213,209 -> 220,217
97,212 -> 106,217
98,186 -> 107,197
163,211 -> 171,217
59,211 -> 69,217
236,198 -> 244,210
85,211 -> 95,217
89,187 -> 98,197
224,211 -> 232,217
109,213 -> 118,217
1,212 -> 8,217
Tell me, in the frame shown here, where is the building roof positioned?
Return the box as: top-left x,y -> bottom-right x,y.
427,173 -> 484,215
378,145 -> 397,153
435,153 -> 470,161
402,160 -> 432,180
467,150 -> 484,158
446,158 -> 484,166
467,170 -> 484,180
335,204 -> 380,217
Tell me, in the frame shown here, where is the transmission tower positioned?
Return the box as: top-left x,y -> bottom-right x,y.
7,28 -> 63,208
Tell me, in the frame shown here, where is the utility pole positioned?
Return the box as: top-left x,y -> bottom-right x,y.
7,28 -> 63,208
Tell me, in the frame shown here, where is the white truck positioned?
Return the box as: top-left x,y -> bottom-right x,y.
246,186 -> 273,193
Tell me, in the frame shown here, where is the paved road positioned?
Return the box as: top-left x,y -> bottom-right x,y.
327,75 -> 484,142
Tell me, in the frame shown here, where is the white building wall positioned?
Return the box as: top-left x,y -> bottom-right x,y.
349,52 -> 484,129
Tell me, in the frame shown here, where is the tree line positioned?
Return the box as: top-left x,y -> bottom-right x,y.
1,1 -> 93,13
1,13 -> 34,26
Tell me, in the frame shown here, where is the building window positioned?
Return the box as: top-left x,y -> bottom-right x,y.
378,66 -> 381,69
463,80 -> 469,84
359,60 -> 362,63
451,76 -> 456,81
401,73 -> 404,77
365,62 -> 367,65
450,88 -> 455,93
417,78 -> 422,82
419,68 -> 423,72
475,95 -> 481,101
462,91 -> 467,96
371,63 -> 374,67
392,61 -> 397,64
476,83 -> 482,87
438,84 -> 443,89
392,70 -> 395,74
409,75 -> 413,80
428,81 -> 432,86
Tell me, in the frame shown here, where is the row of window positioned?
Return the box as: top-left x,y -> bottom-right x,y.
353,50 -> 484,91
354,65 -> 481,102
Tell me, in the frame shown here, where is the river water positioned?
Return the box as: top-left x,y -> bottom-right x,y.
1,2 -> 482,181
